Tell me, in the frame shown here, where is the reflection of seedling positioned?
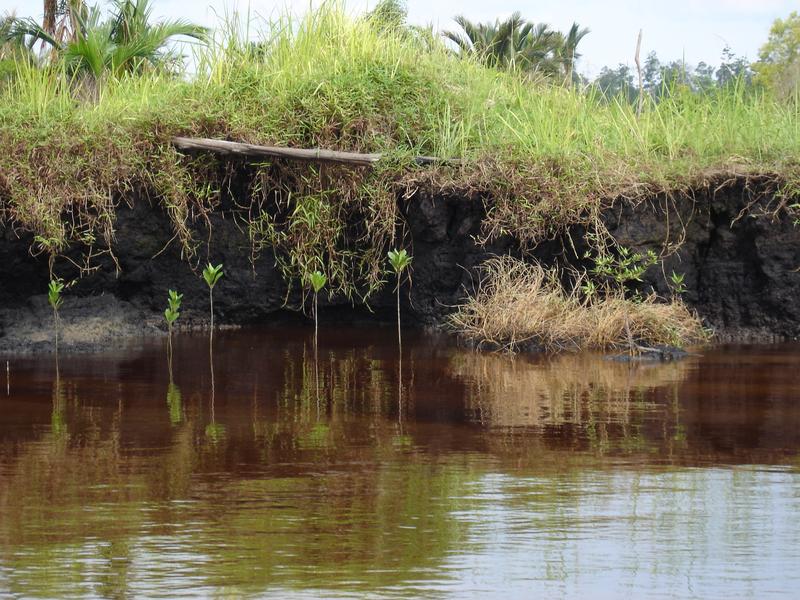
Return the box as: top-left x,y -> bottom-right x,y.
670,271 -> 687,296
205,422 -> 226,444
166,382 -> 182,425
388,249 -> 412,352
202,263 -> 223,342
308,270 -> 327,345
48,278 -> 64,371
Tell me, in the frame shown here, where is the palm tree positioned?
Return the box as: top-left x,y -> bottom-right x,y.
1,12 -> 35,80
558,22 -> 590,83
8,0 -> 206,78
516,22 -> 562,75
43,0 -> 58,37
443,13 -> 563,75
443,13 -> 525,69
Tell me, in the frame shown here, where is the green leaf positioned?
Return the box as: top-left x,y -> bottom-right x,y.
202,263 -> 223,288
388,248 -> 412,274
164,307 -> 180,325
48,278 -> 64,310
309,270 -> 327,294
167,289 -> 183,312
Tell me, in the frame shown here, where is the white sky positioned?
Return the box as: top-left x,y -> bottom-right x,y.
1,0 -> 795,76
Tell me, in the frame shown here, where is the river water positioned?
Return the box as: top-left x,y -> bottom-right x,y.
1,326 -> 798,599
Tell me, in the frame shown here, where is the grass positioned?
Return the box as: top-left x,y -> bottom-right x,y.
450,256 -> 708,352
0,3 -> 798,297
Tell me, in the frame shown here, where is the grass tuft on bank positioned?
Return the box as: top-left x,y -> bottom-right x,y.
451,257 -> 708,352
0,3 -> 798,295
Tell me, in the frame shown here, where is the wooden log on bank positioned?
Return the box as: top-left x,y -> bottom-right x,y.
171,137 -> 455,167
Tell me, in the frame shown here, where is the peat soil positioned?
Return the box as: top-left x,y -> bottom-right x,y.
1,179 -> 798,354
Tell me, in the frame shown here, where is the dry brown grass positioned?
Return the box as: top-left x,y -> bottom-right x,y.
450,256 -> 709,352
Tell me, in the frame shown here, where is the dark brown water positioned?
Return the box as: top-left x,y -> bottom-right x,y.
1,326 -> 799,599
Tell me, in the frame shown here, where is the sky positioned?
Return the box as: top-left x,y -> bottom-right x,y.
1,0 -> 796,76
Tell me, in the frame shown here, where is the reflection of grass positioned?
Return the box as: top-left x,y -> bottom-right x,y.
299,422 -> 331,449
451,351 -> 689,429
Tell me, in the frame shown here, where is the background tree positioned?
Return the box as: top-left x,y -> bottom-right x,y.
442,13 -> 569,77
752,11 -> 799,98
367,0 -> 407,32
8,0 -> 206,79
593,45 -> 754,105
43,0 -> 57,37
717,45 -> 753,87
557,22 -> 590,83
593,64 -> 637,102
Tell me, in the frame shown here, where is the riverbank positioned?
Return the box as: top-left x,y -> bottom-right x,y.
1,174 -> 798,355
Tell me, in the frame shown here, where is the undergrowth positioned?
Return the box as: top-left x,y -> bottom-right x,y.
0,3 -> 798,296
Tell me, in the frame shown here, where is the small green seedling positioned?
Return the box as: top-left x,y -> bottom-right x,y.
388,249 -> 412,276
48,278 -> 64,369
202,263 -> 223,341
164,289 -> 183,372
164,289 -> 182,326
670,271 -> 687,296
308,270 -> 327,346
387,249 -> 412,352
48,279 -> 64,312
310,270 -> 327,295
580,280 -> 597,300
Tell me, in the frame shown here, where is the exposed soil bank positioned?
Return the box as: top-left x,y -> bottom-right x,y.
1,179 -> 798,354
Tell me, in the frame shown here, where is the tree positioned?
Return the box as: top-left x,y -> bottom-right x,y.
367,0 -> 407,32
753,11 -> 800,98
1,12 -> 35,82
642,51 -> 661,93
717,46 -> 752,87
442,13 -> 584,79
8,0 -> 206,79
693,61 -> 715,93
443,12 -> 528,69
593,64 -> 636,102
592,47 -> 755,105
43,0 -> 57,37
557,22 -> 590,83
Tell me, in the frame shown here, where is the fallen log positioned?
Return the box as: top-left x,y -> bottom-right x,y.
171,137 -> 456,167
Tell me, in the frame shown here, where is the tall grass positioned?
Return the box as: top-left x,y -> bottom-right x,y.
0,3 -> 798,290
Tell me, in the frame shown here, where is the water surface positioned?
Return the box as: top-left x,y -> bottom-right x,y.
1,326 -> 799,598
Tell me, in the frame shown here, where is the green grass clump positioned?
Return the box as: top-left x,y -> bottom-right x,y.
0,3 -> 798,297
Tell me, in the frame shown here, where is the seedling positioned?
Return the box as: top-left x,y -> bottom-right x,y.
670,271 -> 687,296
48,278 -> 64,375
308,270 -> 327,346
388,249 -> 412,352
202,263 -> 223,342
164,289 -> 182,375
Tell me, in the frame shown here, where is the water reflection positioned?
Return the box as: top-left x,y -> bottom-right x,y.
454,352 -> 687,428
0,328 -> 799,598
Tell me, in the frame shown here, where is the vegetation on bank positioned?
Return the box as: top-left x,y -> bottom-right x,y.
451,257 -> 707,352
0,1 -> 798,350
